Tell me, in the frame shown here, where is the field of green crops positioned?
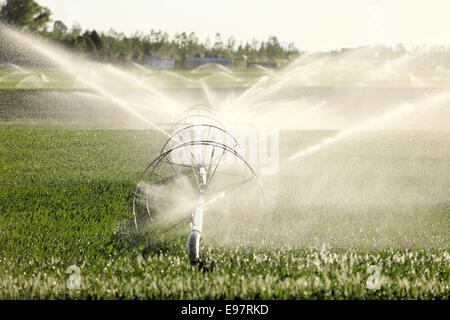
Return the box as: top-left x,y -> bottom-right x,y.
0,68 -> 266,90
2,67 -> 450,91
0,122 -> 448,299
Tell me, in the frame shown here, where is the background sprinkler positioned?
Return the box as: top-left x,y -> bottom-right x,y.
132,105 -> 265,265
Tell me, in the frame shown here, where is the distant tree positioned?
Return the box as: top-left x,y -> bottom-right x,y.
129,32 -> 143,62
287,42 -> 298,53
265,36 -> 283,60
1,0 -> 299,66
0,0 -> 51,32
70,22 -> 82,37
204,37 -> 211,51
74,35 -> 87,53
82,31 -> 97,55
52,20 -> 67,38
174,32 -> 188,65
89,30 -> 103,51
251,38 -> 259,51
226,36 -> 236,55
212,33 -> 225,57
187,32 -> 200,57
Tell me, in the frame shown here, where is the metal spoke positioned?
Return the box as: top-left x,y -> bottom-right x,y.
159,160 -> 195,169
207,176 -> 254,200
207,142 -> 239,168
162,155 -> 194,194
179,136 -> 202,193
207,147 -> 226,186
201,125 -> 212,163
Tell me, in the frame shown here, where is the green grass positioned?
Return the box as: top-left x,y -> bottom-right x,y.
0,124 -> 448,299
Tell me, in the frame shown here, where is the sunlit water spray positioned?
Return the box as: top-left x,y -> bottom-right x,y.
1,24 -> 183,138
288,93 -> 449,162
288,104 -> 412,162
2,24 -> 449,250
131,62 -> 152,74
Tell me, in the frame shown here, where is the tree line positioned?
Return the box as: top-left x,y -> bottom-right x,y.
0,0 -> 300,67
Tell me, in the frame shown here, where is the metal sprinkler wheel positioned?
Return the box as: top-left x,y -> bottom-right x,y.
132,105 -> 265,265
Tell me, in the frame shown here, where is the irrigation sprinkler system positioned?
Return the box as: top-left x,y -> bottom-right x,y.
133,105 -> 265,265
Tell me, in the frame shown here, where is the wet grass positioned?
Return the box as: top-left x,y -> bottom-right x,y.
0,124 -> 448,299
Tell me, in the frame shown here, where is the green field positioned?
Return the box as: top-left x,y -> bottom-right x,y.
1,1 -> 450,302
0,68 -> 266,90
2,67 -> 450,90
0,123 -> 448,299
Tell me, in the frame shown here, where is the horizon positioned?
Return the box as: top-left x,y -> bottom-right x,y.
35,0 -> 450,52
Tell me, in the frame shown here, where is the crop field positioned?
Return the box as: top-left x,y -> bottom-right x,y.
1,0 -> 450,304
0,122 -> 448,299
0,68 -> 267,90
2,66 -> 450,91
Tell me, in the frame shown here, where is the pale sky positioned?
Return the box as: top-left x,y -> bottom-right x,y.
38,0 -> 450,51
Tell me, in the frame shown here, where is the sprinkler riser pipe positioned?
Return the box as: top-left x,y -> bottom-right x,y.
199,166 -> 207,186
187,231 -> 201,265
192,207 -> 204,233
